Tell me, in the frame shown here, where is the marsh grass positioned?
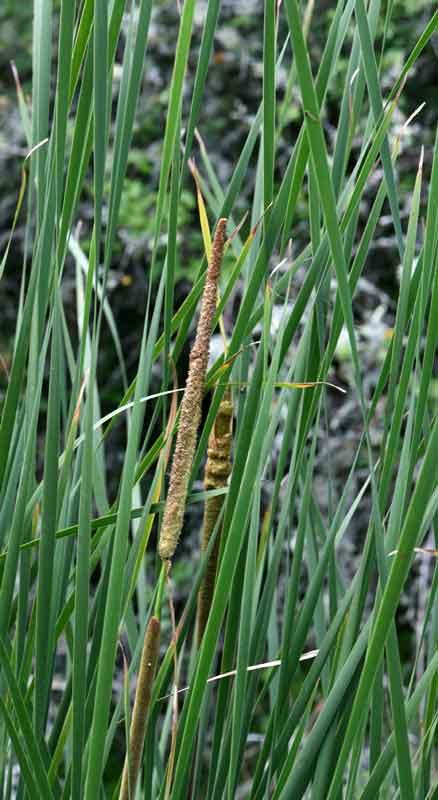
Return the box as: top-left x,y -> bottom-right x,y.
0,1 -> 437,798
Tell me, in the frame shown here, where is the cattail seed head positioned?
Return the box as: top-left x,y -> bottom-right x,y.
119,616 -> 161,800
158,219 -> 227,561
196,389 -> 233,644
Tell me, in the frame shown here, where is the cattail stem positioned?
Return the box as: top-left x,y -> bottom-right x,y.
196,390 -> 233,644
158,218 -> 227,562
119,616 -> 161,800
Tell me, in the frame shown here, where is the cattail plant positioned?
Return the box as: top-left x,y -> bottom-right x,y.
158,218 -> 227,562
5,0 -> 437,795
119,616 -> 161,800
196,389 -> 233,644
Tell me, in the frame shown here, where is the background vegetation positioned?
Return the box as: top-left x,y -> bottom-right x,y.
0,0 -> 437,797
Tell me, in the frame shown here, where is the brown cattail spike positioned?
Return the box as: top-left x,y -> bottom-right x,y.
119,616 -> 161,800
158,218 -> 227,561
196,389 -> 233,644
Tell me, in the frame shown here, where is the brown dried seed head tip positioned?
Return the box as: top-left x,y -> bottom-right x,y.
149,616 -> 160,636
208,218 -> 227,279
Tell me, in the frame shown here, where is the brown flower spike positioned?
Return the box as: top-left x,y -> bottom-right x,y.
119,616 -> 161,800
158,218 -> 227,561
196,389 -> 233,644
